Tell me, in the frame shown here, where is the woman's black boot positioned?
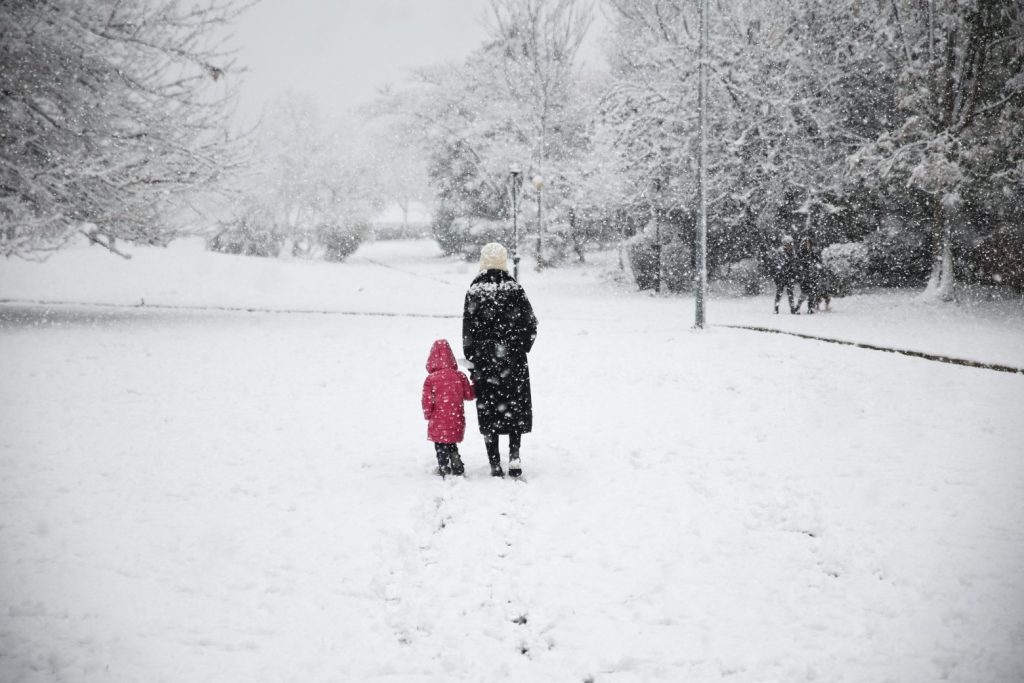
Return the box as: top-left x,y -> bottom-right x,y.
488,454 -> 504,477
508,449 -> 522,478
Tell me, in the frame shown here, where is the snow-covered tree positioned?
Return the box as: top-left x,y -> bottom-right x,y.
598,0 -> 895,275
365,53 -> 530,256
0,0 -> 250,258
358,91 -> 433,229
487,0 -> 593,261
411,59 -> 517,227
364,0 -> 595,259
215,94 -> 380,260
847,0 -> 1024,300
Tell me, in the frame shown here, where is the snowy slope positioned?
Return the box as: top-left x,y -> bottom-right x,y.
711,289 -> 1024,371
3,237 -> 1021,367
1,239 -> 1022,682
0,237 -> 462,317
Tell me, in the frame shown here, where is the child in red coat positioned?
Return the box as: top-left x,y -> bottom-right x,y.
422,339 -> 475,476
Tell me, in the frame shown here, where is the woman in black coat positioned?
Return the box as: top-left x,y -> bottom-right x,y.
462,242 -> 538,478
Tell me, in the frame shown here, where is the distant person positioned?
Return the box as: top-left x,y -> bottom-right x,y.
817,266 -> 836,312
462,243 -> 538,478
771,235 -> 798,314
421,339 -> 475,477
795,235 -> 823,314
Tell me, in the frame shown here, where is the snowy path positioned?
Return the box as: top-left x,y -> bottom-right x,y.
2,240 -> 1023,682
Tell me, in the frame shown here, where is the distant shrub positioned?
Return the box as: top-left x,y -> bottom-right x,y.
822,242 -> 870,294
662,241 -> 693,293
535,223 -> 570,267
372,221 -> 432,241
431,207 -> 511,259
431,208 -> 462,256
964,223 -> 1024,291
863,222 -> 931,286
449,217 -> 509,261
718,257 -> 762,295
208,215 -> 282,257
320,222 -> 368,262
627,232 -> 661,290
564,207 -> 631,255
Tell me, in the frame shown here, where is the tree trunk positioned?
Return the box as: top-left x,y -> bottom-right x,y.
399,197 -> 410,226
81,229 -> 132,260
923,203 -> 955,302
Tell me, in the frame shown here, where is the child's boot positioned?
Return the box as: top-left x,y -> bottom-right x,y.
435,453 -> 451,477
508,449 -> 522,478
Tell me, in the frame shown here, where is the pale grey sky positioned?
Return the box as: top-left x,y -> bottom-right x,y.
232,0 -> 496,122
231,0 -> 606,124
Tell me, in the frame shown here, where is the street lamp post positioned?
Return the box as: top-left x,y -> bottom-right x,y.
694,0 -> 709,328
509,163 -> 522,279
532,175 -> 544,269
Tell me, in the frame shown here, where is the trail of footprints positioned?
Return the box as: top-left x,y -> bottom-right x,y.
378,478 -> 552,668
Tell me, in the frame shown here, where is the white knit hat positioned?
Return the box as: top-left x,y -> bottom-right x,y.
478,242 -> 509,272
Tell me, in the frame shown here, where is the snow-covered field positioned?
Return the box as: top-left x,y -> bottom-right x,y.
2,238 -> 1022,682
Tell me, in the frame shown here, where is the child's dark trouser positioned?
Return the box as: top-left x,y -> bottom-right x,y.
434,444 -> 454,471
484,432 -> 521,464
434,443 -> 462,474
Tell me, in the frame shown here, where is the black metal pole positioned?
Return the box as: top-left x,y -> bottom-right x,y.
695,0 -> 709,328
510,170 -> 521,279
536,186 -> 542,269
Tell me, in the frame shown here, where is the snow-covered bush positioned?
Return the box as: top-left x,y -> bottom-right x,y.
965,223 -> 1024,291
431,210 -> 510,260
465,218 -> 511,260
208,215 -> 283,258
431,208 -> 462,256
627,231 -> 661,291
863,222 -> 931,287
822,242 -> 870,294
717,258 -> 762,295
662,241 -> 694,293
535,222 -> 572,267
372,221 -> 432,241
320,222 -> 369,262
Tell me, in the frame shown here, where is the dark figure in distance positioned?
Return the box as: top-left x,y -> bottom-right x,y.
795,235 -> 824,314
771,234 -> 798,314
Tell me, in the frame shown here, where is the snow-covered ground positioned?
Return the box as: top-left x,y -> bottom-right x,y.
1,238 -> 1022,682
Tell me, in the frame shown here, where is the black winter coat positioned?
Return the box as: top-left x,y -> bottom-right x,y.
796,243 -> 823,290
770,247 -> 798,286
462,269 -> 538,435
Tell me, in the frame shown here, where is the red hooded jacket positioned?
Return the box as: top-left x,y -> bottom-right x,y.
422,339 -> 476,443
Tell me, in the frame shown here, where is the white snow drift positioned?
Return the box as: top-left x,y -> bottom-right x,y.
1,239 -> 1022,682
